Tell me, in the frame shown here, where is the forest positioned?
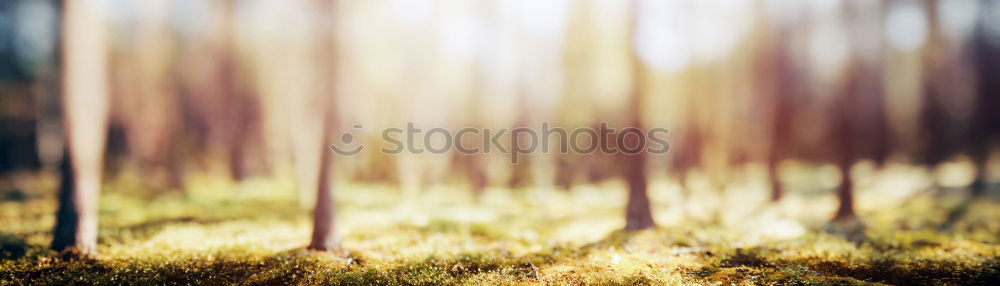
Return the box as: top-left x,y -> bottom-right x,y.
1,0 -> 999,285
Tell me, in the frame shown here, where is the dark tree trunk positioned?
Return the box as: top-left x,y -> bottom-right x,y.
308,133 -> 338,251
832,161 -> 856,221
765,55 -> 789,203
220,0 -> 249,182
940,30 -> 999,230
51,0 -> 109,256
305,0 -> 340,252
622,0 -> 655,231
767,156 -> 782,202
971,19 -> 1000,197
51,156 -> 79,251
50,157 -> 100,255
832,102 -> 857,222
623,133 -> 655,231
228,143 -> 246,181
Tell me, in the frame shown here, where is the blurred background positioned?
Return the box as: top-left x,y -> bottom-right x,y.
1,0 -> 999,226
4,1 -> 1000,283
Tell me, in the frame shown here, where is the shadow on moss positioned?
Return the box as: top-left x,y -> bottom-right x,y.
796,256 -> 1000,285
1,250 -> 551,285
0,233 -> 29,259
694,247 -> 1000,286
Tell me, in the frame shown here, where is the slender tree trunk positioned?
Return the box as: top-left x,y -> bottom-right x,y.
220,0 -> 249,182
766,46 -> 789,203
623,0 -> 655,231
970,21 -> 999,198
307,0 -> 339,252
767,156 -> 782,202
122,0 -> 177,189
308,130 -> 338,251
832,104 -> 857,222
52,0 -> 110,256
51,155 -> 78,251
832,161 -> 856,221
623,131 -> 655,231
941,24 -> 999,230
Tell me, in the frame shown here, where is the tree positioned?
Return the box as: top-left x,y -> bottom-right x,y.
940,11 -> 1000,228
622,0 -> 655,231
309,115 -> 338,251
301,0 -> 339,252
116,0 -> 183,189
51,0 -> 110,256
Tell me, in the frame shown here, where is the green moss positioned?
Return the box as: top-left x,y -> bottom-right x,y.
2,176 -> 999,285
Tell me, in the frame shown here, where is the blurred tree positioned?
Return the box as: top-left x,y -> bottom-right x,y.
113,0 -> 183,189
303,0 -> 339,252
815,0 -> 889,236
51,0 -> 109,256
941,3 -> 1000,228
756,9 -> 798,203
968,3 -> 1000,198
179,0 -> 259,182
622,0 -> 654,231
309,113 -> 338,251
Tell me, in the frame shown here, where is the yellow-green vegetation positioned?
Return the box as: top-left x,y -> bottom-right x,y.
1,169 -> 999,285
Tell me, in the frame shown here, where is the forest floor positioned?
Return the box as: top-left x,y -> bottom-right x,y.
1,166 -> 999,285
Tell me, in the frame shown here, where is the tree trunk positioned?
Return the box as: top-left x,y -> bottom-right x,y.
623,138 -> 655,231
623,0 -> 655,231
832,162 -> 856,221
52,0 -> 110,256
832,104 -> 857,222
308,132 -> 338,251
768,156 -> 782,202
51,156 -> 79,251
308,0 -> 338,249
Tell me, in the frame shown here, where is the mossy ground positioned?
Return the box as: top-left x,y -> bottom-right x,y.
1,166 -> 999,285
